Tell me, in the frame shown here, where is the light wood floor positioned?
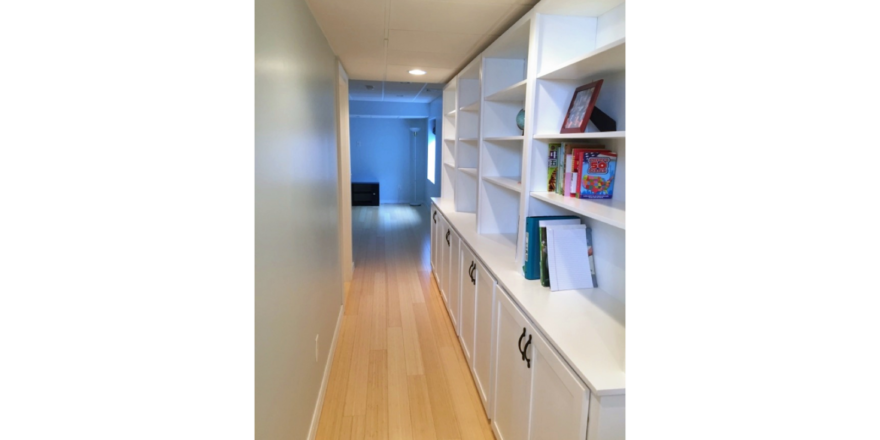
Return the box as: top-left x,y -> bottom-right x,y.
316,204 -> 495,440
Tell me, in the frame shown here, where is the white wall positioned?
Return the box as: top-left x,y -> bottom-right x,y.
255,0 -> 343,437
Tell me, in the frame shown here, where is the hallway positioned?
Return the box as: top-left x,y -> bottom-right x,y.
316,205 -> 495,440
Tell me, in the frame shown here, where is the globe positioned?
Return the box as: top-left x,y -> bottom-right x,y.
516,109 -> 525,133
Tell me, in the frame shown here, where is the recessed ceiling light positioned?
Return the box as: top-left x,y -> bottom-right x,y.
409,69 -> 426,75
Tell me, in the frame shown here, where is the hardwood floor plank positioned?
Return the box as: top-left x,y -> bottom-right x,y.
365,350 -> 389,440
398,295 -> 425,376
316,315 -> 358,439
344,290 -> 374,416
387,328 -> 413,440
371,272 -> 387,350
413,302 -> 462,440
407,375 -> 438,440
440,346 -> 492,440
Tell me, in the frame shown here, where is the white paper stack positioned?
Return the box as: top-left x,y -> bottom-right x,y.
546,224 -> 596,291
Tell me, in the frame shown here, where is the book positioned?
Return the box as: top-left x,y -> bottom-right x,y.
585,226 -> 598,287
563,152 -> 573,196
538,218 -> 581,286
546,224 -> 596,291
547,143 -> 562,192
568,145 -> 606,197
567,144 -> 610,198
522,215 -> 578,280
577,150 -> 618,199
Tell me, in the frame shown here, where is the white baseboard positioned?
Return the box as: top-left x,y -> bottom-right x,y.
307,304 -> 344,440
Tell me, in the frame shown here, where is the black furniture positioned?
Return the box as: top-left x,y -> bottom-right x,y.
352,182 -> 379,206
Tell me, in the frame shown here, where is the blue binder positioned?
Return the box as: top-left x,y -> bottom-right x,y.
522,215 -> 579,280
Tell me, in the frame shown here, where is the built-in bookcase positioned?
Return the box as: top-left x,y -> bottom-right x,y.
439,1 -> 626,303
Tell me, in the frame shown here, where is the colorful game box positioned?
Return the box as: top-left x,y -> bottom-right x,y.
577,150 -> 617,199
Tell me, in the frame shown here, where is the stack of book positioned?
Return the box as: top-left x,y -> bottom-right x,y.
547,143 -> 618,199
523,216 -> 597,291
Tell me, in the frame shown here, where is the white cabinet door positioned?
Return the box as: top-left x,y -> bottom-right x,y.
447,229 -> 460,312
472,259 -> 496,417
528,330 -> 590,440
491,287 -> 532,440
438,216 -> 450,304
459,246 -> 476,365
430,206 -> 439,273
447,240 -> 463,335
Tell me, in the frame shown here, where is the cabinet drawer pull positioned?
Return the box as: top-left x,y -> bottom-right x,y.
445,229 -> 450,246
433,211 -> 437,223
518,327 -> 527,358
523,334 -> 532,368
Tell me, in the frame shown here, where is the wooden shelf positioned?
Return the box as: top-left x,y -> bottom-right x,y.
460,101 -> 480,112
538,38 -> 625,81
484,136 -> 524,141
530,192 -> 625,230
458,167 -> 478,177
445,109 -> 457,117
483,176 -> 522,193
443,160 -> 456,168
459,137 -> 479,142
533,131 -> 626,140
485,79 -> 527,102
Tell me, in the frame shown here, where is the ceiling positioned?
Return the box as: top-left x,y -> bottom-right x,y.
349,80 -> 444,103
305,0 -> 539,85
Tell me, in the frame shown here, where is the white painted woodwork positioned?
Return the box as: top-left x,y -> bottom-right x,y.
483,101 -> 525,138
457,139 -> 480,168
491,285 -> 533,440
432,198 -> 624,395
438,215 -> 450,304
484,136 -> 524,141
459,78 -> 482,113
484,59 -> 527,97
528,328 -> 590,440
533,131 -> 625,140
483,17 -> 531,60
485,79 -> 528,102
529,192 -> 625,229
449,227 -> 461,308
434,2 -> 626,439
454,169 -> 478,213
482,139 -> 523,181
538,37 -> 625,80
431,205 -> 439,273
449,233 -> 462,334
478,179 -> 520,242
587,393 -> 625,440
461,101 -> 481,112
473,259 -> 497,416
535,15 -> 598,75
459,167 -> 478,178
459,245 -> 477,364
483,176 -> 522,194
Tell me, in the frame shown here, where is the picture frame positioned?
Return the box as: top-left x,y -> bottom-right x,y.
560,79 -> 604,133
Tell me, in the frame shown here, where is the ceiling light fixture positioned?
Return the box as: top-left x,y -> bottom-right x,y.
409,69 -> 426,76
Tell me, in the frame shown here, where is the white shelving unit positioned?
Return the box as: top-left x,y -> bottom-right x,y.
434,1 -> 626,438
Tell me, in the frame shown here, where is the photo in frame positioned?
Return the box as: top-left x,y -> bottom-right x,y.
560,79 -> 604,133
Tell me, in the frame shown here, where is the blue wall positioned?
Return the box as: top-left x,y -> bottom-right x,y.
350,116 -> 428,204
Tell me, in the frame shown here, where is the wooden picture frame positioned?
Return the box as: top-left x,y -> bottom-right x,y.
560,79 -> 604,133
